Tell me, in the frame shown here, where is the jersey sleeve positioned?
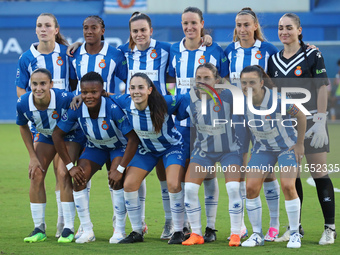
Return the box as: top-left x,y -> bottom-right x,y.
266,42 -> 279,56
173,94 -> 190,120
69,56 -> 77,80
57,108 -> 79,133
112,105 -> 133,136
311,50 -> 329,88
16,96 -> 29,126
267,55 -> 275,77
114,49 -> 128,82
216,44 -> 229,77
15,55 -> 30,90
168,46 -> 176,78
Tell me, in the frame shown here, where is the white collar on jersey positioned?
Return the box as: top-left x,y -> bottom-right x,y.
82,96 -> 106,118
130,99 -> 150,111
235,39 -> 261,50
28,89 -> 56,111
30,42 -> 61,58
179,38 -> 206,52
80,41 -> 109,56
132,38 -> 156,52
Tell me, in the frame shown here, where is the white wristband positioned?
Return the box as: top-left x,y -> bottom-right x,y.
117,165 -> 125,174
66,162 -> 74,171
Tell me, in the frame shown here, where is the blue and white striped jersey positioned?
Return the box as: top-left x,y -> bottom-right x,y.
70,42 -> 128,95
187,89 -> 240,153
169,39 -> 228,127
244,87 -> 298,153
118,39 -> 171,96
57,97 -> 131,150
16,88 -> 74,138
111,94 -> 188,153
225,40 -> 278,88
15,43 -> 71,92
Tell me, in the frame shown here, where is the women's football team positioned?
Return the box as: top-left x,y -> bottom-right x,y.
16,6 -> 336,248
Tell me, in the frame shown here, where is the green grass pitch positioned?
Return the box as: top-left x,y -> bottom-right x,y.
0,123 -> 339,254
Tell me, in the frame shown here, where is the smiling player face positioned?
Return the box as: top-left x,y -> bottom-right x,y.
31,71 -> 53,101
81,81 -> 104,110
129,76 -> 152,110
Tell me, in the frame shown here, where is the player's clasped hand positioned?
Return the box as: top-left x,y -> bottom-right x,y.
108,169 -> 123,189
69,165 -> 86,186
28,157 -> 45,179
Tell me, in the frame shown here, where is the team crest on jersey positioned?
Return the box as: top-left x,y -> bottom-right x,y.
34,133 -> 40,143
52,111 -> 59,119
99,59 -> 106,69
150,49 -> 157,59
101,120 -> 109,130
294,66 -> 302,76
265,114 -> 272,120
198,55 -> 206,64
255,51 -> 262,60
56,56 -> 64,66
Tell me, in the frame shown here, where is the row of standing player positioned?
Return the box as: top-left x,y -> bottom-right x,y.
15,6 -> 335,246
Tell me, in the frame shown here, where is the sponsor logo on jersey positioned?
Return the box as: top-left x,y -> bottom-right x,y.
99,59 -> 106,69
101,120 -> 109,130
52,111 -> 59,119
150,49 -> 157,59
56,56 -> 64,66
255,50 -> 262,60
294,66 -> 302,76
316,68 -> 326,75
198,55 -> 206,64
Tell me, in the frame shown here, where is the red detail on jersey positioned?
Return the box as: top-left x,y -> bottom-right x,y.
265,114 -> 272,119
150,49 -> 157,59
101,120 -> 109,130
56,56 -> 64,66
52,111 -> 59,119
99,59 -> 106,69
294,66 -> 302,76
117,0 -> 136,8
255,51 -> 262,60
198,55 -> 206,64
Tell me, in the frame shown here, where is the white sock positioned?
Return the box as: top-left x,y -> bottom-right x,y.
285,198 -> 300,233
184,182 -> 202,236
226,182 -> 242,235
73,189 -> 93,232
61,202 -> 75,232
86,179 -> 91,198
246,196 -> 262,234
203,178 -> 219,229
109,187 -> 116,228
113,189 -> 126,234
55,190 -> 64,225
30,203 -> 46,230
169,190 -> 185,232
124,191 -> 142,234
263,180 -> 280,229
182,182 -> 189,228
138,179 -> 146,223
160,181 -> 172,222
240,181 -> 246,229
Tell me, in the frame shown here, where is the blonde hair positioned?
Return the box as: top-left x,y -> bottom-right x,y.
233,7 -> 265,42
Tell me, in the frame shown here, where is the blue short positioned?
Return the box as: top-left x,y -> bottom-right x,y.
34,129 -> 86,147
176,125 -> 190,159
79,146 -> 125,167
190,147 -> 243,167
248,149 -> 298,172
128,144 -> 186,172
